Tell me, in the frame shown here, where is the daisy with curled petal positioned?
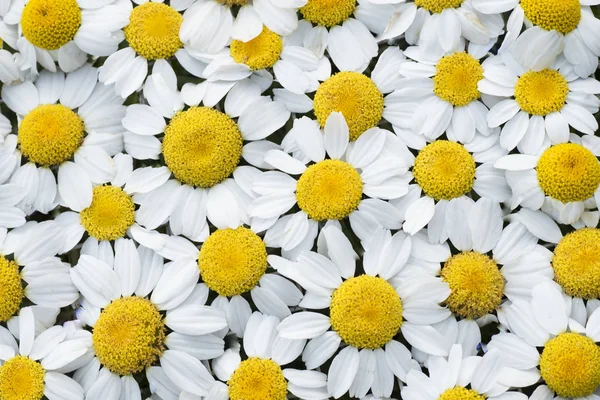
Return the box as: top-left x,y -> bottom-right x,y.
0,65 -> 126,216
70,251 -> 228,400
479,55 -> 600,155
274,224 -> 444,399
472,0 -> 600,78
0,0 -> 130,75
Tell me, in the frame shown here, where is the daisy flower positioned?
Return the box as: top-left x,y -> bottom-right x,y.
479,55 -> 600,154
0,307 -> 92,400
202,312 -> 329,400
275,224 -> 446,399
70,252 -> 228,400
472,0 -> 600,77
1,0 -> 130,74
494,138 -> 600,225
0,65 -> 126,216
122,68 -> 290,235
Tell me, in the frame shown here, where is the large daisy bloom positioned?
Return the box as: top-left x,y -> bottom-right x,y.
274,224 -> 446,399
0,65 -> 126,216
0,307 -> 92,400
70,252 -> 228,400
1,0 -> 130,74
122,68 -> 290,235
494,137 -> 600,225
472,0 -> 600,77
480,55 -> 600,155
204,312 -> 329,400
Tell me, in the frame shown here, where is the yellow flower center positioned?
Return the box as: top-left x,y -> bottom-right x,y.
162,107 -> 243,188
520,0 -> 580,34
300,0 -> 356,27
552,228 -> 600,299
296,159 -> 363,221
413,141 -> 475,201
80,186 -> 135,242
415,0 -> 465,13
433,52 -> 483,107
314,72 -> 384,141
0,256 -> 23,323
441,252 -> 504,319
216,0 -> 249,5
515,69 -> 569,116
20,0 -> 81,50
92,297 -> 166,376
198,227 -> 267,297
228,358 -> 287,400
330,275 -> 403,349
18,104 -> 84,166
124,2 -> 183,60
541,333 -> 600,398
438,387 -> 485,400
536,143 -> 600,203
230,26 -> 282,70
0,356 -> 45,400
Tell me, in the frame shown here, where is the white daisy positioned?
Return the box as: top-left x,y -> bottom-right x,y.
0,0 -> 130,74
472,0 -> 600,77
70,251 -> 228,400
494,136 -> 600,225
0,65 -> 126,216
479,55 -> 600,155
275,224 -> 444,399
0,48 -> 25,84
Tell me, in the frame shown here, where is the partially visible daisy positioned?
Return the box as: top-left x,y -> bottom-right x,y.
70,252 -> 228,399
480,55 -> 600,154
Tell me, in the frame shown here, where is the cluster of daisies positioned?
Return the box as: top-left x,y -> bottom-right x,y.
1,0 -> 600,399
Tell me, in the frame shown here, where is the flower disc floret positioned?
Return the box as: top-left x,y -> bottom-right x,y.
330,275 -> 403,349
433,52 -> 483,107
80,186 -> 135,242
216,0 -> 249,5
230,26 -> 282,70
300,0 -> 356,27
415,0 -> 465,13
540,333 -> 600,398
536,143 -> 600,203
228,358 -> 287,400
441,252 -> 504,319
413,141 -> 475,201
92,297 -> 166,376
314,72 -> 384,141
21,0 -> 81,50
0,356 -> 45,400
520,0 -> 580,34
124,2 -> 183,60
438,387 -> 485,400
162,107 -> 243,188
296,160 -> 363,221
198,227 -> 267,297
0,256 -> 23,323
515,69 -> 569,116
18,104 -> 84,166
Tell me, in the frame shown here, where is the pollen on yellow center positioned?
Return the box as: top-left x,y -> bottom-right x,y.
536,143 -> 600,203
92,297 -> 166,376
438,387 -> 485,400
228,358 -> 287,400
433,52 -> 483,107
80,186 -> 135,242
198,227 -> 268,297
18,104 -> 84,166
520,0 -> 580,34
413,141 -> 476,201
552,228 -> 600,299
314,72 -> 384,141
0,356 -> 45,400
21,0 -> 81,50
300,0 -> 356,27
441,252 -> 504,319
515,69 -> 569,116
0,256 -> 23,323
296,159 -> 363,221
124,2 -> 183,60
230,26 -> 283,70
162,107 -> 243,188
540,333 -> 600,398
415,0 -> 465,13
330,275 -> 403,349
